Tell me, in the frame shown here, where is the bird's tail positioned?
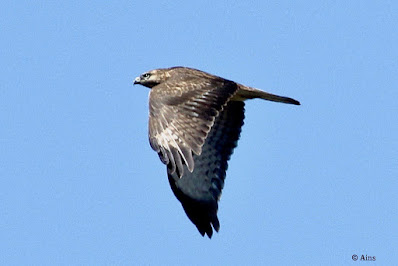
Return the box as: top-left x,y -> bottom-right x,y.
235,85 -> 300,105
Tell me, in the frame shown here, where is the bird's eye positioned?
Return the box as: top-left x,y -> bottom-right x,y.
142,73 -> 151,79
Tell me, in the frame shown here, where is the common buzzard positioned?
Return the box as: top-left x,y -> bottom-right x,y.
134,66 -> 300,238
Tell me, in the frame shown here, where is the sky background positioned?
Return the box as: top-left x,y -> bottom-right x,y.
1,1 -> 397,265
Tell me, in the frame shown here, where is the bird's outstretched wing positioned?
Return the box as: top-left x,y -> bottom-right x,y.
168,101 -> 245,237
148,73 -> 238,177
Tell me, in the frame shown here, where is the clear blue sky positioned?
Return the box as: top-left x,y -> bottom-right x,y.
1,1 -> 397,265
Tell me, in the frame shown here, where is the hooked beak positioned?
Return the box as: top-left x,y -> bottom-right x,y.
133,76 -> 140,85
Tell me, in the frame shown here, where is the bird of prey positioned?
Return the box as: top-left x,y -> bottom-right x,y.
134,66 -> 300,238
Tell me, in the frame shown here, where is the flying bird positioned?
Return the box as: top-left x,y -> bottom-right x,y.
134,66 -> 300,238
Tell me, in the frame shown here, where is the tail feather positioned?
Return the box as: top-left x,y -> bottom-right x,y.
257,91 -> 300,105
235,85 -> 300,105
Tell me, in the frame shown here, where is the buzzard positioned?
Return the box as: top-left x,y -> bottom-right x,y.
134,66 -> 300,238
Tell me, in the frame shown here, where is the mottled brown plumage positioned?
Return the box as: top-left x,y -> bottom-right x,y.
134,66 -> 300,237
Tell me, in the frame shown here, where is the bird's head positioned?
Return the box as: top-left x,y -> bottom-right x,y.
134,68 -> 171,88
